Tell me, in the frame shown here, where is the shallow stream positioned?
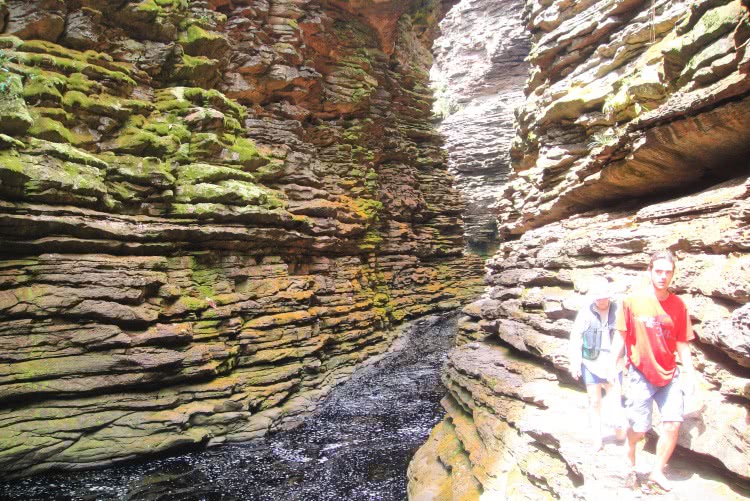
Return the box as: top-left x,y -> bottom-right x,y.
1,314 -> 456,501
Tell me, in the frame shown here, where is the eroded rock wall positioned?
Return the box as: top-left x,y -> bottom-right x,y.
430,0 -> 530,251
410,0 -> 750,498
501,0 -> 750,236
0,0 -> 485,478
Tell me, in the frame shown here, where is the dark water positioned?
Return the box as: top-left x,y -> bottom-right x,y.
1,314 -> 456,501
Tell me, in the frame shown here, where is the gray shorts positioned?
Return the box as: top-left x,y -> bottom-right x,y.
625,367 -> 683,433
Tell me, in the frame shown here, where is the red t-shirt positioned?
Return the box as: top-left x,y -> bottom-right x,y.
615,292 -> 694,386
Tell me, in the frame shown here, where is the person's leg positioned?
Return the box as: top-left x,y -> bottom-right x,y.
586,382 -> 604,450
648,375 -> 685,491
649,421 -> 680,490
627,427 -> 646,468
624,368 -> 655,470
603,380 -> 626,441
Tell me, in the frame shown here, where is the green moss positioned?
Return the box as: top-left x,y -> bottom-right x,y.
171,54 -> 220,87
174,295 -> 210,312
27,115 -> 74,144
190,262 -> 219,299
6,151 -> 108,202
189,132 -> 223,159
0,73 -> 33,135
11,50 -> 136,91
60,161 -> 107,193
29,138 -> 109,168
223,116 -> 242,132
0,149 -> 25,175
176,163 -> 254,184
66,72 -> 97,93
155,97 -> 192,113
15,40 -> 124,79
62,90 -> 152,120
352,197 -> 383,222
182,87 -> 245,119
34,106 -> 73,124
0,133 -> 25,150
0,36 -> 23,50
665,2 -> 744,69
228,137 -> 265,167
175,179 -> 282,208
132,0 -> 162,14
144,119 -> 191,142
359,229 -> 383,251
253,159 -> 285,181
22,75 -> 63,104
180,25 -> 221,45
110,127 -> 175,156
700,3 -> 742,32
105,154 -> 176,186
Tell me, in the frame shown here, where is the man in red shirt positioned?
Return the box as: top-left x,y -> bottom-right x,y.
611,250 -> 697,492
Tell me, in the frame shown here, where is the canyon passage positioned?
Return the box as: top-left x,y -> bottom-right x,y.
1,0 -> 750,499
0,315 -> 456,500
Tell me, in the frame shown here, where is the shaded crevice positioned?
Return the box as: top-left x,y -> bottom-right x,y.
695,338 -> 750,381
530,438 -> 585,489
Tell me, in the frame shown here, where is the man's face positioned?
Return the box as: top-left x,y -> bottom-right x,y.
650,258 -> 675,292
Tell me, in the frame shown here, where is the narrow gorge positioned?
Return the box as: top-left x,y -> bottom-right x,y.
409,0 -> 750,499
0,0 -> 485,481
0,0 -> 748,499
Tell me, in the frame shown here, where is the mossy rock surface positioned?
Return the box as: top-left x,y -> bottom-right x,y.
0,74 -> 33,135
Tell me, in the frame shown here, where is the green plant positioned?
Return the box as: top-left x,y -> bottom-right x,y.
0,50 -> 11,95
588,130 -> 618,149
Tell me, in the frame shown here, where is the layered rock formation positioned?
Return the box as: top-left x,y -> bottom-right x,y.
410,0 -> 750,498
430,0 -> 530,252
0,0 -> 485,478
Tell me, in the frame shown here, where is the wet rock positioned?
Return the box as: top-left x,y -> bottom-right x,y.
5,0 -> 67,42
61,8 -> 105,51
0,314 -> 458,500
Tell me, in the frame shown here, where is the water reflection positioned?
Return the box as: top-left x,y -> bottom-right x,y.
1,314 -> 456,501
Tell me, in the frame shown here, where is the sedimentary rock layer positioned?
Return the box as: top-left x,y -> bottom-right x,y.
0,0 -> 484,478
411,177 -> 750,498
410,0 -> 750,498
431,0 -> 530,250
500,0 -> 750,237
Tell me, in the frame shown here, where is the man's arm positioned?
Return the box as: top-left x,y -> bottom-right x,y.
676,341 -> 696,395
609,330 -> 626,380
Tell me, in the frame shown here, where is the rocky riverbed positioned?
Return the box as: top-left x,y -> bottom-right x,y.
0,314 -> 457,501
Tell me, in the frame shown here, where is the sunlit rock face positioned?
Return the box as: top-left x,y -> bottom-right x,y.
430,0 -> 530,252
0,0 -> 485,478
500,0 -> 750,237
410,0 -> 750,498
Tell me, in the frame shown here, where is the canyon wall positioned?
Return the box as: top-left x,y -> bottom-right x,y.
0,0 -> 485,478
430,0 -> 529,252
410,0 -> 750,498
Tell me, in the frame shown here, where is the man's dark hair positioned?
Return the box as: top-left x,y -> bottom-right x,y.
648,249 -> 676,270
